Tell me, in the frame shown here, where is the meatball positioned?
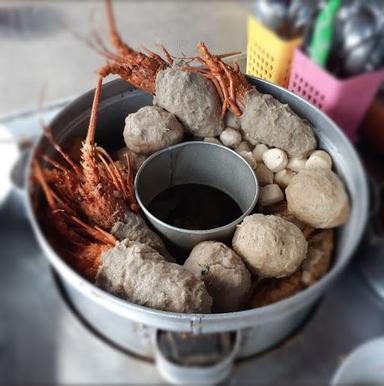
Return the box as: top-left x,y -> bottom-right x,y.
123,105 -> 183,155
96,241 -> 212,314
241,90 -> 317,158
232,214 -> 308,278
184,241 -> 251,312
114,147 -> 147,174
154,67 -> 223,137
301,229 -> 334,287
111,211 -> 173,261
286,168 -> 350,228
247,270 -> 302,308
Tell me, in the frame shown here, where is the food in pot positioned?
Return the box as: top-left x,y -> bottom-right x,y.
274,169 -> 296,189
255,163 -> 274,186
235,141 -> 252,153
232,214 -> 308,278
154,67 -> 223,137
237,150 -> 257,170
264,200 -> 315,239
184,241 -> 251,312
302,229 -> 334,287
287,156 -> 306,172
114,147 -> 146,174
123,105 -> 184,155
247,270 -> 302,308
286,168 -> 350,228
219,127 -> 242,148
240,91 -> 317,158
305,150 -> 333,170
258,184 -> 284,207
262,148 -> 288,173
96,240 -> 212,313
253,143 -> 269,162
32,0 -> 351,314
224,111 -> 241,130
111,211 -> 172,261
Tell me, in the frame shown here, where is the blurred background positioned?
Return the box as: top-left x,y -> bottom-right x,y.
0,1 -> 247,117
1,0 -> 384,384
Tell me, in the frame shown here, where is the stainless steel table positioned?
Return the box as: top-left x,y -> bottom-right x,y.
0,109 -> 383,384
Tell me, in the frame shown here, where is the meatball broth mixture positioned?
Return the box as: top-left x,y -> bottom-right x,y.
34,1 -> 350,315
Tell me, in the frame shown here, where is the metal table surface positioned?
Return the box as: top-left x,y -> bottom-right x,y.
1,109 -> 383,384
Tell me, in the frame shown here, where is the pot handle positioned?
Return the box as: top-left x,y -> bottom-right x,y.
154,329 -> 241,385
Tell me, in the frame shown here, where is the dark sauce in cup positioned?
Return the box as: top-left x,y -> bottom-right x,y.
147,184 -> 242,230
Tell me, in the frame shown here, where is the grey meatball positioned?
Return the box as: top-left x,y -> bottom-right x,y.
232,214 -> 308,278
111,211 -> 173,262
286,168 -> 350,228
154,67 -> 223,137
96,241 -> 212,314
241,90 -> 317,157
184,241 -> 251,312
123,105 -> 183,155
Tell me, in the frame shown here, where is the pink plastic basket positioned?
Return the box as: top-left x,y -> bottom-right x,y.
288,49 -> 384,142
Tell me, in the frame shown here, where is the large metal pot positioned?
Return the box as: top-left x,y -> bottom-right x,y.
26,77 -> 368,384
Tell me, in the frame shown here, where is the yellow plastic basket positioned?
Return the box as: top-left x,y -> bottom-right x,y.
246,15 -> 302,88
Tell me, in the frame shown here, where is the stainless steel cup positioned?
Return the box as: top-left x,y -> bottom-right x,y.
134,141 -> 259,250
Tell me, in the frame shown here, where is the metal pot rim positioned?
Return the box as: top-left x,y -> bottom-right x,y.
25,76 -> 369,333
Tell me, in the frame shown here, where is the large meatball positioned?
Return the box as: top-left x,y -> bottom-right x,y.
123,105 -> 183,155
286,168 -> 350,228
232,214 -> 308,278
184,241 -> 251,312
241,90 -> 317,157
96,241 -> 212,314
111,211 -> 173,261
154,67 -> 223,137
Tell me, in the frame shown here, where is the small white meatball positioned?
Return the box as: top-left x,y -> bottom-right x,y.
259,184 -> 284,206
262,148 -> 288,173
238,150 -> 257,170
255,163 -> 274,186
287,157 -> 306,172
305,150 -> 333,170
286,168 -> 350,228
253,144 -> 269,162
232,214 -> 308,278
274,169 -> 296,189
123,106 -> 184,155
184,241 -> 251,312
220,127 -> 242,148
235,141 -> 251,153
204,137 -> 221,145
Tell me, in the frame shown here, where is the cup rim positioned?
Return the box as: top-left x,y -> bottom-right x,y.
134,141 -> 259,235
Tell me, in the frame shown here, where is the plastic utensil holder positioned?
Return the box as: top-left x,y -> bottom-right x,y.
289,49 -> 384,142
246,15 -> 302,88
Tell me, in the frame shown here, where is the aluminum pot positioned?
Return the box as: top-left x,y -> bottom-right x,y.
26,77 -> 368,384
